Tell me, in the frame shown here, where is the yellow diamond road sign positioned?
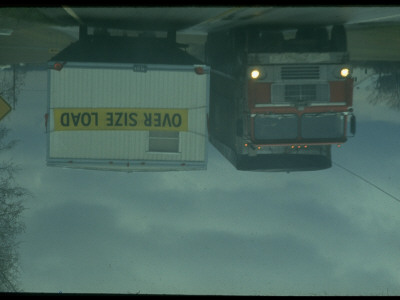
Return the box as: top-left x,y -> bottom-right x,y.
0,96 -> 11,121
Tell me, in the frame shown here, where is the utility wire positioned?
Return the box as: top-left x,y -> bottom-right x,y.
333,161 -> 400,203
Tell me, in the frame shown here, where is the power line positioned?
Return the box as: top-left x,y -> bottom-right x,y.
333,161 -> 400,203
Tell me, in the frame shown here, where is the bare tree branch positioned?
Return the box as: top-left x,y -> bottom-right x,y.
0,124 -> 28,292
353,61 -> 400,111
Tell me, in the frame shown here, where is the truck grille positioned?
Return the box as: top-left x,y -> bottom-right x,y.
285,85 -> 316,102
281,65 -> 320,80
271,84 -> 330,103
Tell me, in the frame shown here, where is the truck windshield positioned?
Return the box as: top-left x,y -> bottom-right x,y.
301,113 -> 345,139
254,114 -> 298,140
254,113 -> 345,142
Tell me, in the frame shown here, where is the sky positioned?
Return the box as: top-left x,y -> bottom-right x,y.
1,67 -> 400,296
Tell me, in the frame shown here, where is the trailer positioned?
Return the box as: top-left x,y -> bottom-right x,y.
46,29 -> 210,172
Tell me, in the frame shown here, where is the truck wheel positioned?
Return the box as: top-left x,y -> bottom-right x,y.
331,25 -> 347,52
314,27 -> 329,51
296,27 -> 314,40
262,30 -> 284,52
295,27 -> 317,51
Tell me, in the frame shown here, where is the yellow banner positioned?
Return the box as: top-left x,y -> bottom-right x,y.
53,108 -> 188,131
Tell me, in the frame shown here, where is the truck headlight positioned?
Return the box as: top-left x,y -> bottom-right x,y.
249,68 -> 266,80
340,67 -> 350,78
333,66 -> 352,79
251,69 -> 260,79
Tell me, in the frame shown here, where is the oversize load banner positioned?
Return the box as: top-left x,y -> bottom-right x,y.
53,108 -> 188,131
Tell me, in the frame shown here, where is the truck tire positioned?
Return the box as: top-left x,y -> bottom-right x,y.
296,27 -> 314,40
331,25 -> 347,52
262,30 -> 284,52
295,27 -> 319,52
314,27 -> 329,51
296,27 -> 329,51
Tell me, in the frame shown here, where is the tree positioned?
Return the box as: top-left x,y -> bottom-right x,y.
0,65 -> 26,109
353,61 -> 400,111
371,69 -> 400,111
0,125 -> 29,292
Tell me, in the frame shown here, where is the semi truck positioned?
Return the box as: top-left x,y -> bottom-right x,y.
46,27 -> 210,172
206,25 -> 355,171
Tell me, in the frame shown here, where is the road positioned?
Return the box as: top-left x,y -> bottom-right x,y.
34,6 -> 400,32
1,7 -> 400,65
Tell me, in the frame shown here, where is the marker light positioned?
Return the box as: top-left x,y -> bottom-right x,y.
250,69 -> 260,79
257,146 -> 261,150
340,67 -> 350,78
53,62 -> 63,71
194,66 -> 205,75
244,143 -> 248,147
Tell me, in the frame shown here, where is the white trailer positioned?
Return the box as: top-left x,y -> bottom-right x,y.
46,60 -> 210,172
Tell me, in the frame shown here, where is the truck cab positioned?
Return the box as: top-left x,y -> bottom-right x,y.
206,25 -> 355,171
